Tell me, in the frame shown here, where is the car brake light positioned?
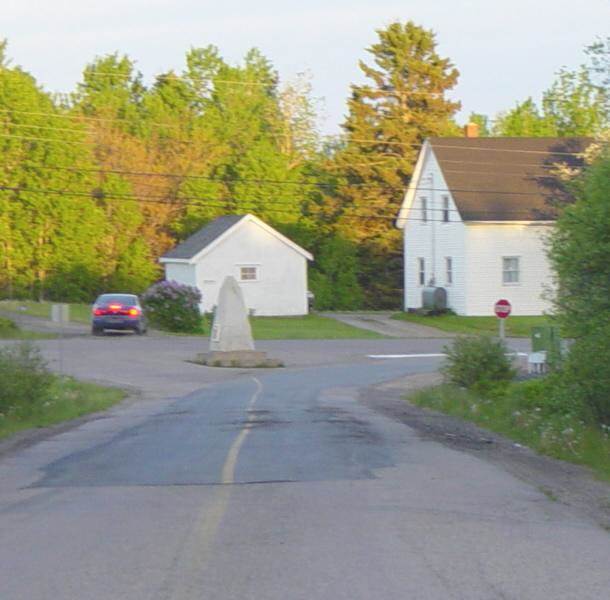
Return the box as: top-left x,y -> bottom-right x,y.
93,308 -> 104,316
128,307 -> 140,317
109,304 -> 122,310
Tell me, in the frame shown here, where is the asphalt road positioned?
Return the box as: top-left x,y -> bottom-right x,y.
1,335 -> 609,599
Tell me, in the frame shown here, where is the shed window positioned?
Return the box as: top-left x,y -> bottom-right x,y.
445,257 -> 453,285
420,197 -> 428,223
502,257 -> 520,284
442,196 -> 450,222
239,266 -> 259,281
418,258 -> 426,286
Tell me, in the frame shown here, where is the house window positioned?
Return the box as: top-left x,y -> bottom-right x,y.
442,196 -> 450,222
445,257 -> 453,285
502,257 -> 520,284
421,197 -> 428,223
239,266 -> 259,281
418,258 -> 426,286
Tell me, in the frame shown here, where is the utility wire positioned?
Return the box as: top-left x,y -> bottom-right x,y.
1,128 -> 595,158
7,161 -> 575,199
81,70 -> 453,97
0,184 -> 406,220
0,183 -> 559,218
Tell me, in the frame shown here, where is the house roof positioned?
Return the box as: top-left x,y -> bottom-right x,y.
160,213 -> 313,263
406,137 -> 591,222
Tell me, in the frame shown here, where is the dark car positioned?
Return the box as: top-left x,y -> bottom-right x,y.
91,294 -> 147,335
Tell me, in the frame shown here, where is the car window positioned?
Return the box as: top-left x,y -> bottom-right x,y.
95,294 -> 138,305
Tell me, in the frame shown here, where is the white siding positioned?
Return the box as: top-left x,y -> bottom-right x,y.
403,150 -> 467,313
165,219 -> 308,316
464,223 -> 553,315
164,263 -> 197,287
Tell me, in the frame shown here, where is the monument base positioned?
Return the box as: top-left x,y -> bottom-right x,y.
194,351 -> 284,368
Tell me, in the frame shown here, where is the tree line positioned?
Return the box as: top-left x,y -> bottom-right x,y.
0,25 -> 607,309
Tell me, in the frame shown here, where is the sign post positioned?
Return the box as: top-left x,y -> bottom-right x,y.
51,303 -> 70,375
494,299 -> 512,341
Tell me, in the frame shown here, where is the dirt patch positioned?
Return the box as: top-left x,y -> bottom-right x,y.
361,374 -> 610,532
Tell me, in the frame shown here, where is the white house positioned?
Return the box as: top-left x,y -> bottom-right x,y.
160,214 -> 313,316
396,133 -> 590,316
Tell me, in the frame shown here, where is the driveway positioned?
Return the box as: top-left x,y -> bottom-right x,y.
323,311 -> 454,338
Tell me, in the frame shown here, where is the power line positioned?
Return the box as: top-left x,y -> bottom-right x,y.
82,70 -> 454,98
0,132 -> 92,146
0,182 -> 564,218
0,108 -> 181,130
10,161 -> 576,198
0,184 -> 406,220
0,110 -> 603,157
1,129 -> 596,161
0,121 -> 91,135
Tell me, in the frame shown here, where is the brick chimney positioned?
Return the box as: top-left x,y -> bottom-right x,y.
464,122 -> 480,138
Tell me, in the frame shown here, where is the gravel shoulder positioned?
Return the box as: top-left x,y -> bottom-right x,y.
362,373 -> 610,532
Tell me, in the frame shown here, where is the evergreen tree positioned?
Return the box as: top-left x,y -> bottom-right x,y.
329,21 -> 460,307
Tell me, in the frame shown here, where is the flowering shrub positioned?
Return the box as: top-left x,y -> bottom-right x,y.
142,280 -> 203,333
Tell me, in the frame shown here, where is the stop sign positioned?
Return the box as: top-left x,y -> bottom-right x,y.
494,299 -> 512,319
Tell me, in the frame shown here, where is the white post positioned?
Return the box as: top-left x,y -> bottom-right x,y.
499,318 -> 505,341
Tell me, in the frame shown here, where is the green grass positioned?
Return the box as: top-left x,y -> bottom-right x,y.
410,382 -> 610,482
0,376 -> 126,441
0,316 -> 56,340
0,300 -> 92,323
149,314 -> 384,339
0,302 -> 384,339
392,312 -> 551,337
250,314 -> 385,339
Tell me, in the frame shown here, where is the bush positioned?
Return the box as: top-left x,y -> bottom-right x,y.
554,322 -> 610,425
0,342 -> 53,415
141,280 -> 203,333
0,317 -> 19,335
442,335 -> 516,394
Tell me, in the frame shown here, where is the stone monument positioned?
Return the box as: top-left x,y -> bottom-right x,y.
210,276 -> 255,352
196,276 -> 282,368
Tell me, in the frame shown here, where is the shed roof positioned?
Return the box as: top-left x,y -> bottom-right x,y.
160,213 -> 313,263
162,215 -> 245,260
426,137 -> 591,221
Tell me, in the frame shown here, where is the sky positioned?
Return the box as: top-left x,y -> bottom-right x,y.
3,0 -> 609,135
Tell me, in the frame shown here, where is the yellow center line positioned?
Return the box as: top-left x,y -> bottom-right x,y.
164,376 -> 263,600
221,376 -> 263,484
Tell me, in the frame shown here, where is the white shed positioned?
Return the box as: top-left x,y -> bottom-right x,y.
396,134 -> 590,316
160,214 -> 313,316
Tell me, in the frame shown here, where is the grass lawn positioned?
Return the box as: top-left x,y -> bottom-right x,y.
250,314 -> 385,339
0,302 -> 384,339
0,300 -> 92,323
392,312 -> 551,337
0,376 -> 126,441
0,317 -> 56,340
410,383 -> 610,482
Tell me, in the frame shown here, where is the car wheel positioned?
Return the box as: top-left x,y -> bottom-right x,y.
135,324 -> 146,335
92,326 -> 104,336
